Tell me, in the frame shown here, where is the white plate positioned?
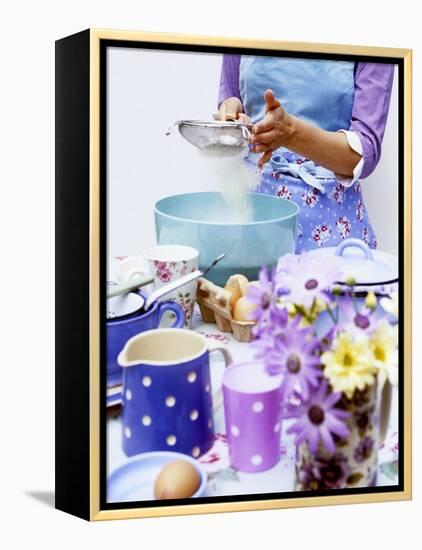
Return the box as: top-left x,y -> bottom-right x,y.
107,452 -> 208,503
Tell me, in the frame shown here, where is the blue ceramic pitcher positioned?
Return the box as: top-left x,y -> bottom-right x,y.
118,328 -> 233,458
107,291 -> 185,387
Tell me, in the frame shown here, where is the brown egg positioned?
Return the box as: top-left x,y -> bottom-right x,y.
154,460 -> 200,500
233,296 -> 256,321
223,283 -> 242,308
226,274 -> 249,296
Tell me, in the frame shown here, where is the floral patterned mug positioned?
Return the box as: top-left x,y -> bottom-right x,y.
144,245 -> 199,328
295,378 -> 392,490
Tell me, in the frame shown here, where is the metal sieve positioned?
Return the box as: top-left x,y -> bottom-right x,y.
166,120 -> 252,155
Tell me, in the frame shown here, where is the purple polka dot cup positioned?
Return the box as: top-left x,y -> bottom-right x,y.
223,362 -> 283,473
118,328 -> 233,458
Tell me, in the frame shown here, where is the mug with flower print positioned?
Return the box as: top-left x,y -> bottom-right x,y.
144,245 -> 199,328
294,378 -> 392,490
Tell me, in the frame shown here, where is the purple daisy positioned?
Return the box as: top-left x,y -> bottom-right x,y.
256,316 -> 322,400
252,305 -> 289,341
247,266 -> 278,324
276,253 -> 342,309
287,379 -> 350,453
337,293 -> 374,334
276,252 -> 301,277
252,329 -> 278,360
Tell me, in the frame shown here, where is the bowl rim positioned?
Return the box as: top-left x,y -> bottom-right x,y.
154,192 -> 299,227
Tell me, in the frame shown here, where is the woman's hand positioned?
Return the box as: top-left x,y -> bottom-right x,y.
214,97 -> 251,123
251,89 -> 294,166
251,90 -> 362,176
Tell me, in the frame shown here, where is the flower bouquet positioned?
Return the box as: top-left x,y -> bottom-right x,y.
247,253 -> 398,490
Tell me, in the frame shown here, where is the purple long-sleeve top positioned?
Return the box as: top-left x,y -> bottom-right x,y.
218,55 -> 394,179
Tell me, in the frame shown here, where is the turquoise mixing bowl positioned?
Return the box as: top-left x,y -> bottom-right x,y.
154,192 -> 299,285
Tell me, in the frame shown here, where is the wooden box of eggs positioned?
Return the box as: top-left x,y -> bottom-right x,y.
196,274 -> 257,343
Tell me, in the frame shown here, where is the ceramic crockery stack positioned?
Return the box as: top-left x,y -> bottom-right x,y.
144,245 -> 199,328
118,328 -> 233,457
223,362 -> 283,472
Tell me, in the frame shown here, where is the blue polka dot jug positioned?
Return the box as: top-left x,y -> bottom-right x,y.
118,328 -> 233,458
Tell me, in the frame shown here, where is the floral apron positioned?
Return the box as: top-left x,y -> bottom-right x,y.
239,56 -> 377,253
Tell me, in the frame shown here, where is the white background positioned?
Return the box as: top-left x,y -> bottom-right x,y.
1,1 -> 419,549
108,49 -> 398,258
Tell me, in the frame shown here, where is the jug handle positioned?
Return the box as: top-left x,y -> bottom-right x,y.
379,379 -> 392,444
157,301 -> 185,328
208,344 -> 233,415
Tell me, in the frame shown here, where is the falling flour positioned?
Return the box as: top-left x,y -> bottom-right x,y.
198,142 -> 260,223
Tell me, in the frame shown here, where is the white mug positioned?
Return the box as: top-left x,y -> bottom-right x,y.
144,245 -> 199,328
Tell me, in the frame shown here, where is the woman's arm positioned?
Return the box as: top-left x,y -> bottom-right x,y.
252,64 -> 395,177
251,92 -> 361,173
218,54 -> 241,106
215,54 -> 250,122
251,91 -> 360,173
347,63 -> 395,178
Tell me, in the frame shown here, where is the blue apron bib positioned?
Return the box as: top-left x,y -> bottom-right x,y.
239,56 -> 376,252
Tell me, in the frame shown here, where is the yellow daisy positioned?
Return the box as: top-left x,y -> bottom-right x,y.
321,332 -> 377,398
370,319 -> 398,387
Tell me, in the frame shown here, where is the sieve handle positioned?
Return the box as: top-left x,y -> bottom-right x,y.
165,120 -> 181,136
